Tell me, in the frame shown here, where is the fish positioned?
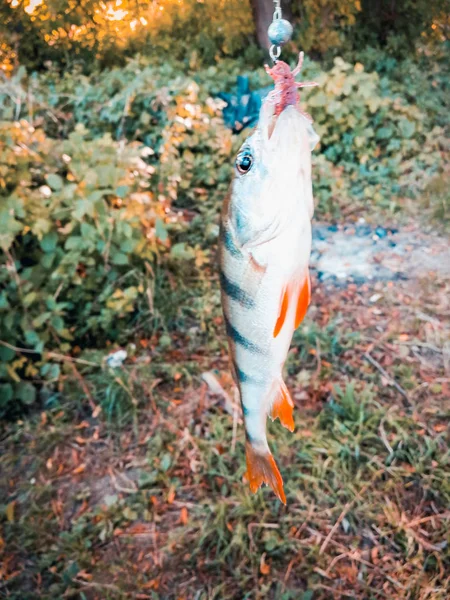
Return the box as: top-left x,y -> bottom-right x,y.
219,54 -> 319,503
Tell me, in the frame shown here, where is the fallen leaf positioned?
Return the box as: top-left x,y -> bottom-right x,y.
180,507 -> 188,525
260,552 -> 270,575
167,486 -> 176,504
433,423 -> 447,433
5,501 -> 15,523
73,463 -> 86,474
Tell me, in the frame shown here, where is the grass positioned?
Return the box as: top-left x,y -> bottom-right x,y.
1,254 -> 449,600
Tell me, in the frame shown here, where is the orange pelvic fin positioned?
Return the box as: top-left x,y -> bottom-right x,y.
270,381 -> 295,432
295,272 -> 311,329
244,442 -> 286,504
273,286 -> 290,338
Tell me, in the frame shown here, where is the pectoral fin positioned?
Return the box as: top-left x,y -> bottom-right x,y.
295,272 -> 311,329
273,286 -> 290,338
273,271 -> 311,338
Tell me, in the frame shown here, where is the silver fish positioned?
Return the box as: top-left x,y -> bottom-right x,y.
219,97 -> 319,503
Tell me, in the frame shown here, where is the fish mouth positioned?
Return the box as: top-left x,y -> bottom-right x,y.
260,101 -> 294,142
259,102 -> 320,152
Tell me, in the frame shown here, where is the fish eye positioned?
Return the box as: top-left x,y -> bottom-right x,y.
236,150 -> 253,175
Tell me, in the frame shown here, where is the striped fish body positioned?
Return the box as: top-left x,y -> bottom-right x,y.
219,103 -> 318,503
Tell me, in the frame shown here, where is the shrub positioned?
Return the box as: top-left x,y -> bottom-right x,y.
307,58 -> 445,209
0,122 -> 166,414
0,0 -> 254,71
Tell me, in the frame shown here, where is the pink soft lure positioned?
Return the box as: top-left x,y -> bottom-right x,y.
264,51 -> 318,121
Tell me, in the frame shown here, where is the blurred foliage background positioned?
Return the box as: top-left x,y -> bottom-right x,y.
0,0 -> 449,414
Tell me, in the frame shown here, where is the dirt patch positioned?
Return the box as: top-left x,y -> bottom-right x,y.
312,222 -> 450,285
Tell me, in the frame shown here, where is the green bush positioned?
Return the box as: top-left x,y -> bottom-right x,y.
0,121 -> 165,414
308,57 -> 445,210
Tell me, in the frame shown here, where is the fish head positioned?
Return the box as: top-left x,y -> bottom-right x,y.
229,102 -> 319,247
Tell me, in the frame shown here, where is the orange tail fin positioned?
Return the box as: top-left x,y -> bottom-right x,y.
270,381 -> 295,432
244,442 -> 286,504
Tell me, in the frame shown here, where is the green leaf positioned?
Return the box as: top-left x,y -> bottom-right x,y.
41,363 -> 60,380
23,292 -> 38,306
160,453 -> 172,472
111,252 -> 128,265
376,126 -> 393,140
32,312 -> 52,328
138,471 -> 157,488
81,222 -> 96,239
50,315 -> 65,331
46,173 -> 64,191
40,253 -> 55,269
65,236 -> 83,250
24,330 -> 41,348
59,328 -> 74,341
0,384 -> 14,406
119,239 -> 135,253
116,185 -> 129,198
0,346 -> 16,362
63,562 -> 79,584
0,292 -> 10,310
170,243 -> 195,260
16,382 -> 37,405
40,231 -> 58,253
155,218 -> 168,242
398,119 -> 415,139
73,199 -> 93,220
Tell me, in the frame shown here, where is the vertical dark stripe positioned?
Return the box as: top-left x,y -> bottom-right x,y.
224,315 -> 264,355
220,270 -> 255,309
220,223 -> 241,258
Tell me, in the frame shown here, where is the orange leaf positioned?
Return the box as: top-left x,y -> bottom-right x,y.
73,463 -> 86,474
180,507 -> 188,525
167,487 -> 176,504
260,553 -> 270,575
433,423 -> 447,433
